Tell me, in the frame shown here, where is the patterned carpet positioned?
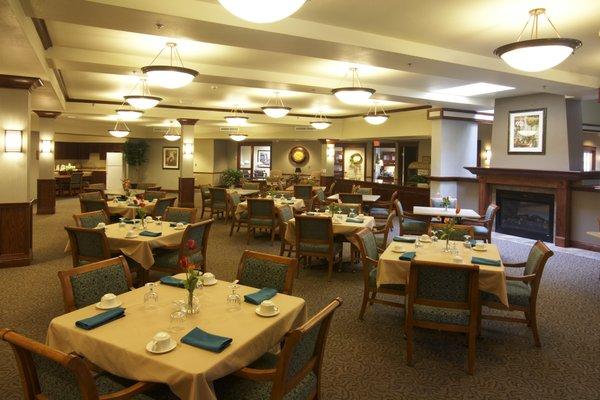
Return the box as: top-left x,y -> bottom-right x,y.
0,197 -> 599,399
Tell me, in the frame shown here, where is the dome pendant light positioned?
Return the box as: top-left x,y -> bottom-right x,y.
115,108 -> 143,120
261,91 -> 291,118
108,118 -> 130,138
163,121 -> 181,142
493,8 -> 581,72
224,105 -> 249,126
332,67 -> 375,104
142,43 -> 199,89
310,111 -> 332,130
229,129 -> 248,142
218,0 -> 306,24
363,102 -> 389,125
124,77 -> 162,109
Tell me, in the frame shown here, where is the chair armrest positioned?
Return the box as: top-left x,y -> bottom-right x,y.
502,261 -> 526,268
100,381 -> 158,400
461,218 -> 485,226
506,274 -> 536,283
371,200 -> 392,209
233,367 -> 277,382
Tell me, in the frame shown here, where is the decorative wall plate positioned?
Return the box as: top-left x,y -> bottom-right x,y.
349,153 -> 363,165
289,146 -> 309,165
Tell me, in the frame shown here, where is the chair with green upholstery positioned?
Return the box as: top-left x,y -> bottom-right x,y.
58,256 -> 132,312
65,226 -> 112,267
370,190 -> 398,220
242,182 -> 260,190
395,199 -> 429,235
228,191 -> 248,236
73,210 -> 109,228
462,203 -> 499,243
236,250 -> 297,295
354,228 -> 405,320
247,198 -> 277,245
429,223 -> 475,241
405,260 -> 480,375
80,191 -> 103,201
162,206 -> 197,223
295,215 -> 342,281
314,187 -> 326,202
372,211 -> 396,249
143,190 -> 166,202
152,197 -> 176,219
214,298 -> 342,400
481,240 -> 553,347
293,185 -> 313,201
69,172 -> 84,196
339,192 -> 363,204
200,184 -> 212,218
208,187 -> 228,219
355,187 -> 373,195
325,180 -> 336,197
153,219 -> 214,274
277,205 -> 295,257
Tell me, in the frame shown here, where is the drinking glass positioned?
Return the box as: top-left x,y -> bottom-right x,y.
119,217 -> 125,228
169,301 -> 187,333
431,230 -> 439,243
463,234 -> 472,249
155,216 -> 162,226
226,283 -> 242,312
144,283 -> 159,310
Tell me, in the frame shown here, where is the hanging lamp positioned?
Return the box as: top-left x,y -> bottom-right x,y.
363,102 -> 389,125
163,121 -> 181,141
332,67 -> 375,104
124,77 -> 162,109
224,105 -> 249,126
261,91 -> 291,118
108,118 -> 130,138
141,43 -> 198,89
493,8 -> 581,72
310,111 -> 332,130
217,0 -> 306,23
229,129 -> 248,141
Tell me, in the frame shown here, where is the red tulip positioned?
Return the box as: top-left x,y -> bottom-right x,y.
179,256 -> 189,270
187,239 -> 196,250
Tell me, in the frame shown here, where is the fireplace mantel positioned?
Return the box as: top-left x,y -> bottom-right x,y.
465,167 -> 600,181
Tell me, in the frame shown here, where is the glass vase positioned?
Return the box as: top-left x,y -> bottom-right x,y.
184,290 -> 200,314
443,238 -> 451,252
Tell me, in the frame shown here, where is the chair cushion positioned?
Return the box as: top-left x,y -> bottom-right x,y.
154,250 -> 204,270
370,207 -> 389,217
249,218 -> 275,226
211,201 -> 227,210
413,304 -> 470,325
69,263 -> 129,309
482,280 -> 531,307
298,241 -> 342,254
473,225 -> 489,235
368,268 -> 405,292
401,219 -> 427,232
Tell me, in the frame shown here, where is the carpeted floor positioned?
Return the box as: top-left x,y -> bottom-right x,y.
1,197 -> 599,399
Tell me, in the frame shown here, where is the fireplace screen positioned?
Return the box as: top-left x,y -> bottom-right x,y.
495,190 -> 554,242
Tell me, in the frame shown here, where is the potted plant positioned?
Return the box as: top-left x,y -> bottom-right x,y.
220,168 -> 243,188
407,174 -> 429,188
123,139 -> 149,184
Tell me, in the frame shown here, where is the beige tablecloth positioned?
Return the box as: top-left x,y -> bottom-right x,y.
108,202 -> 156,219
377,240 -> 508,305
46,277 -> 307,400
235,198 -> 305,218
284,214 -> 376,243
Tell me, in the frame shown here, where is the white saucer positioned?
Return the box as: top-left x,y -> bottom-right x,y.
472,247 -> 487,252
173,226 -> 186,230
203,279 -> 217,286
390,247 -> 405,254
255,306 -> 280,317
95,300 -> 122,310
146,339 -> 177,354
124,234 -> 139,239
419,237 -> 432,243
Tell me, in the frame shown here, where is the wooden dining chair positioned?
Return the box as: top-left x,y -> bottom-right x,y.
293,184 -> 313,201
325,180 -> 336,197
242,181 -> 260,190
65,226 -> 112,267
214,297 -> 343,400
69,172 -> 84,196
405,260 -> 480,375
395,199 -> 429,235
339,192 -> 363,204
354,228 -> 405,320
372,211 -> 396,249
0,328 -> 172,400
58,256 -> 133,312
236,250 -> 298,295
79,197 -> 110,214
247,198 -> 278,245
277,205 -> 295,257
80,190 -> 103,201
370,190 -> 398,221
228,191 -> 248,236
199,184 -> 212,218
462,203 -> 500,243
152,197 -> 176,219
143,190 -> 166,202
429,223 -> 475,241
295,215 -> 342,281
162,206 -> 198,223
481,240 -> 554,347
208,187 -> 228,219
73,210 -> 109,228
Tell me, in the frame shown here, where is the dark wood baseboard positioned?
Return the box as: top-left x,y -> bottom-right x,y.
570,240 -> 600,252
0,201 -> 33,268
178,178 -> 195,208
37,179 -> 56,214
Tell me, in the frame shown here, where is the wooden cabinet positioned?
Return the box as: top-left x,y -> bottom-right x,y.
55,142 -> 123,160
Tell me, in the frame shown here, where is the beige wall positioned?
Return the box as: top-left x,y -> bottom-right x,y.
582,101 -> 600,125
141,139 -> 180,190
571,191 -> 600,245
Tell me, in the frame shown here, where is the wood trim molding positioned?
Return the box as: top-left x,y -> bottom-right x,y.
582,123 -> 600,133
571,186 -> 600,193
0,201 -> 33,268
177,118 -> 199,126
36,179 -> 56,214
0,75 -> 43,91
31,18 -> 52,50
465,167 -> 600,180
33,110 -> 61,119
427,108 -> 494,124
427,176 -> 478,183
570,240 -> 600,252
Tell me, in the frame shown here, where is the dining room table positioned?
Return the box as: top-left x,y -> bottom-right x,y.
46,274 -> 307,400
412,206 -> 480,219
327,193 -> 381,202
285,185 -> 326,192
377,238 -> 508,305
226,188 -> 260,197
107,199 -> 156,219
284,212 -> 376,244
234,197 -> 305,218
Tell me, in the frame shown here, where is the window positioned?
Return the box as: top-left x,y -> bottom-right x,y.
373,143 -> 396,182
238,142 -> 272,179
583,146 -> 596,172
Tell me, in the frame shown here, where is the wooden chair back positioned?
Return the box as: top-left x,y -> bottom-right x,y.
247,198 -> 276,225
353,228 -> 380,286
277,205 -> 294,236
524,240 -> 554,299
143,190 -> 166,202
152,196 -> 176,218
70,172 -> 83,188
293,185 -> 313,200
227,191 -> 242,216
58,256 -> 132,312
64,226 -> 111,267
295,215 -> 334,252
145,186 -> 162,191
163,206 -> 198,223
326,180 -> 336,196
483,203 -> 500,230
79,198 -> 110,215
79,191 -> 103,201
200,184 -> 212,199
339,193 -> 362,204
429,223 -> 475,241
380,211 -> 396,245
178,219 -> 214,272
208,187 -> 227,208
236,250 -> 297,294
72,210 -> 109,228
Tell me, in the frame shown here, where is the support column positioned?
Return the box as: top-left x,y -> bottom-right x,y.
178,118 -> 197,208
34,111 -> 60,214
319,139 -> 336,188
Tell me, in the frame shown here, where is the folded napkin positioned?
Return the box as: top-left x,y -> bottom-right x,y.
244,287 -> 277,305
159,276 -> 185,288
169,222 -> 189,227
75,308 -> 125,330
181,327 -> 232,353
122,218 -> 134,224
393,236 -> 416,243
117,195 -> 128,201
471,256 -> 501,267
468,239 -> 477,246
399,251 -> 416,261
139,230 -> 161,237
346,217 -> 365,223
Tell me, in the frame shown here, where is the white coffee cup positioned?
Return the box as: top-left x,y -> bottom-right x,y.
145,216 -> 153,222
96,222 -> 106,229
358,213 -> 365,218
151,331 -> 172,352
475,243 -> 485,250
125,229 -> 136,238
420,234 -> 430,241
176,222 -> 184,228
260,300 -> 277,315
203,272 -> 216,284
100,293 -> 118,308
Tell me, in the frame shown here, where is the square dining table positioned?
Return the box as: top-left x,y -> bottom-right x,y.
46,275 -> 307,400
412,206 -> 480,219
327,193 -> 381,202
284,213 -> 376,244
377,239 -> 508,305
235,197 -> 305,218
226,188 -> 259,197
107,200 -> 156,219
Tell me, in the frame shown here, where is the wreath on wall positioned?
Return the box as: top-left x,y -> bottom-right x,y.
289,146 -> 310,165
349,152 -> 363,166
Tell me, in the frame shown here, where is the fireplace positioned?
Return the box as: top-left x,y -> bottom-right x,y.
496,190 -> 554,242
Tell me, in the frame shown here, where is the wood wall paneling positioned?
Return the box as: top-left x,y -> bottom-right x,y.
178,177 -> 195,208
36,179 -> 56,214
0,202 -> 33,268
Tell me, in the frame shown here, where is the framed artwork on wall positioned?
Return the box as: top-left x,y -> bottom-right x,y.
289,146 -> 309,165
507,108 -> 546,154
162,146 -> 180,170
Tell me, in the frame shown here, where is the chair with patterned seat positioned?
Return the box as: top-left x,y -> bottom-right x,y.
354,228 -> 405,320
69,172 -> 84,196
370,190 -> 398,221
208,187 -> 228,219
65,226 -> 111,268
162,206 -> 197,224
73,210 -> 109,229
395,199 -> 429,235
277,205 -> 295,257
236,250 -> 297,295
429,223 -> 475,241
228,191 -> 248,236
293,184 -> 313,201
214,297 -> 342,400
295,215 -> 342,281
481,240 -> 553,347
462,203 -> 499,243
143,190 -> 166,202
58,256 -> 132,312
199,184 -> 212,218
153,219 -> 214,274
372,211 -> 396,249
80,191 -> 103,201
405,260 -> 480,375
152,197 -> 176,219
339,193 -> 363,204
247,198 -> 278,245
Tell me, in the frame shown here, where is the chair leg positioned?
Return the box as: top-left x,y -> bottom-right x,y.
279,240 -> 285,256
406,325 -> 413,366
327,255 -> 333,281
529,307 -> 541,347
229,220 -> 235,237
359,287 -> 370,320
247,226 -> 252,244
270,228 -> 275,246
467,331 -> 476,375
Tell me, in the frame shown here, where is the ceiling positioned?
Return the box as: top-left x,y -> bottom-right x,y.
3,0 -> 600,137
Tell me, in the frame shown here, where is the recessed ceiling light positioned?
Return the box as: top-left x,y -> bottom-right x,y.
435,82 -> 514,97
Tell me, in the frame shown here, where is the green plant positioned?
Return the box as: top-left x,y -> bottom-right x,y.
123,139 -> 149,167
221,168 -> 243,187
408,174 -> 428,184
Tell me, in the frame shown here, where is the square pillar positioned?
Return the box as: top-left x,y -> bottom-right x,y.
178,118 -> 197,208
34,111 -> 60,214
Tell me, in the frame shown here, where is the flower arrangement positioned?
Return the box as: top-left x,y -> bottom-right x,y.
327,203 -> 340,216
441,196 -> 452,209
180,240 -> 201,314
122,178 -> 132,196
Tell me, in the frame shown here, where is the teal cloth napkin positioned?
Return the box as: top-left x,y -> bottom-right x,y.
468,239 -> 477,246
169,222 -> 189,227
75,308 -> 124,330
117,195 -> 128,201
244,287 -> 277,305
399,251 -> 416,261
122,218 -> 134,224
471,256 -> 501,266
159,276 -> 185,288
393,236 -> 416,243
346,217 -> 365,223
181,327 -> 232,353
140,230 -> 161,237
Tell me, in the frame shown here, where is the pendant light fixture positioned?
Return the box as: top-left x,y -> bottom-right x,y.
261,91 -> 291,118
163,120 -> 181,141
229,130 -> 248,141
332,67 -> 375,104
224,105 -> 249,126
310,111 -> 332,130
494,8 -> 582,72
141,43 -> 199,89
115,108 -> 143,120
217,0 -> 306,24
124,77 -> 162,109
363,102 -> 389,125
108,118 -> 130,138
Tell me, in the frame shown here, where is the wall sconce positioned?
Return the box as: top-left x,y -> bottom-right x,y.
40,139 -> 53,154
484,147 -> 492,165
326,143 -> 335,159
4,130 -> 23,152
183,142 -> 193,156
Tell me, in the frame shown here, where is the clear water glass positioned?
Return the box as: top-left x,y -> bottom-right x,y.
119,217 -> 125,228
144,283 -> 159,310
155,216 -> 162,225
169,300 -> 187,332
226,284 -> 242,312
463,234 -> 472,249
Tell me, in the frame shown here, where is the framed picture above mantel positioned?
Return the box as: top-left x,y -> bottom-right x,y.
507,108 -> 546,155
